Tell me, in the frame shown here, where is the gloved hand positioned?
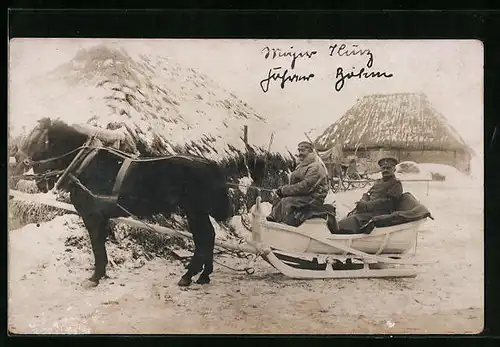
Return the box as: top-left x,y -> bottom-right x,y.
356,200 -> 368,212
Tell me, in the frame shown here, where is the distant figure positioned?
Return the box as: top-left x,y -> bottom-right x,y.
345,157 -> 358,176
267,141 -> 329,226
327,143 -> 343,179
336,156 -> 403,234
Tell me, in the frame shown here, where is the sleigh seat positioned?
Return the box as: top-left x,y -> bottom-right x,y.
292,192 -> 433,235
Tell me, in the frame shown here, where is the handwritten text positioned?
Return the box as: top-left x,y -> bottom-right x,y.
258,43 -> 395,93
261,46 -> 317,69
260,67 -> 315,93
329,43 -> 374,68
335,67 -> 394,92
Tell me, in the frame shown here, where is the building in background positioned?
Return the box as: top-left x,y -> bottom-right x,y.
314,93 -> 474,174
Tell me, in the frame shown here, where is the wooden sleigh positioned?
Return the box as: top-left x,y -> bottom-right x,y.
247,195 -> 434,279
9,186 -> 433,281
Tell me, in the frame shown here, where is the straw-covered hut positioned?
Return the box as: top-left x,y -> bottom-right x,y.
9,44 -> 294,214
314,93 -> 474,173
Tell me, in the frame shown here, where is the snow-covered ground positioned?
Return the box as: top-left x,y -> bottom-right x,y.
366,160 -> 482,188
8,167 -> 483,334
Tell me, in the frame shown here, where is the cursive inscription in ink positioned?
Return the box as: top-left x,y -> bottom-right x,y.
329,43 -> 394,92
258,43 -> 395,93
329,44 -> 374,68
261,46 -> 317,69
259,46 -> 317,93
334,66 -> 394,92
260,67 -> 315,93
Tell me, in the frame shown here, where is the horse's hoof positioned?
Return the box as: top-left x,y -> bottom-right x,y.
177,277 -> 192,287
82,279 -> 99,289
196,276 -> 210,285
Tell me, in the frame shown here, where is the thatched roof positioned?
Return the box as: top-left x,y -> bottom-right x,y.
314,93 -> 474,154
10,44 -> 285,162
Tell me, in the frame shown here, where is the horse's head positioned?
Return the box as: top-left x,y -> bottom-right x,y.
12,118 -> 52,175
12,118 -> 89,192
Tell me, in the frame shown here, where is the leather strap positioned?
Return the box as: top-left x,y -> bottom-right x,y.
53,138 -> 94,191
111,158 -> 133,200
73,148 -> 100,177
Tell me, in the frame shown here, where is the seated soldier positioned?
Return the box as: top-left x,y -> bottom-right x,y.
266,141 -> 329,226
336,156 -> 403,234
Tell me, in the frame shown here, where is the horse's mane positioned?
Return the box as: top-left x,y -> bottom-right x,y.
19,118 -> 51,149
27,117 -> 77,136
42,118 -> 81,136
19,118 -> 86,154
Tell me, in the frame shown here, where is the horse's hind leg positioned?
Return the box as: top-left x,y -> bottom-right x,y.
178,215 -> 204,287
80,213 -> 110,288
178,211 -> 214,286
195,215 -> 215,285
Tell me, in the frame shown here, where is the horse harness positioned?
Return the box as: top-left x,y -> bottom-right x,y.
14,136 -> 274,274
54,137 -> 137,203
41,136 -> 199,205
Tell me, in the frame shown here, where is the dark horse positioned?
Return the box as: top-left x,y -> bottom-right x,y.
12,118 -> 232,288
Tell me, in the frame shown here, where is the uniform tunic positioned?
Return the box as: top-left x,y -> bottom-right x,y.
337,176 -> 403,234
268,153 -> 329,225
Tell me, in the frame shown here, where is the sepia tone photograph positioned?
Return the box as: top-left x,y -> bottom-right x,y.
8,38 -> 483,334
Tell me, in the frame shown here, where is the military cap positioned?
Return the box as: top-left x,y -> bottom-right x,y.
297,141 -> 314,150
378,157 -> 398,167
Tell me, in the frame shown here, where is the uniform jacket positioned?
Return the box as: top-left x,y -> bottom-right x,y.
357,176 -> 403,214
280,153 -> 329,201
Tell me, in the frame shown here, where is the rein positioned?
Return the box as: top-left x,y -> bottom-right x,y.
27,146 -> 89,166
225,182 -> 276,193
19,140 -> 280,193
10,169 -> 66,181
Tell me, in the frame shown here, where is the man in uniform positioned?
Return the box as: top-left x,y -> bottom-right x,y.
336,156 -> 403,234
266,141 -> 329,226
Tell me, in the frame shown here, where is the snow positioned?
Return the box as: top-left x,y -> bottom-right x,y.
396,162 -> 475,186
237,176 -> 253,195
418,163 -> 468,182
260,202 -> 273,216
248,201 -> 273,217
8,175 -> 483,334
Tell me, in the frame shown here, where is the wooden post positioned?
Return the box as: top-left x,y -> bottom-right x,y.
252,196 -> 263,243
243,125 -> 248,145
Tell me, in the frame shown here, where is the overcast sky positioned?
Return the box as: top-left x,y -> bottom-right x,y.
9,38 -> 483,154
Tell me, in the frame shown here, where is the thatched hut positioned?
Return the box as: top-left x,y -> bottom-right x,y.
9,43 -> 295,214
314,93 -> 474,174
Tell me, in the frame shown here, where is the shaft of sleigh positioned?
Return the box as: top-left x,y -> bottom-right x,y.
112,217 -> 261,255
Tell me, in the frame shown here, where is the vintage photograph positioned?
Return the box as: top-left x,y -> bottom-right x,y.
8,38 -> 483,334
